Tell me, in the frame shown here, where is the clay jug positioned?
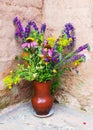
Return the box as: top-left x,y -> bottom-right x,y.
31,80 -> 53,115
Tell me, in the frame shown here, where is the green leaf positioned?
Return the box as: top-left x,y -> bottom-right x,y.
62,68 -> 66,74
15,56 -> 19,60
87,45 -> 90,51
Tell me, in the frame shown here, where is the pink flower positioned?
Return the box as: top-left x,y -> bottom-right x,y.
43,40 -> 48,46
48,48 -> 54,57
21,43 -> 28,48
31,42 -> 38,47
42,48 -> 47,56
27,43 -> 30,48
21,42 -> 38,48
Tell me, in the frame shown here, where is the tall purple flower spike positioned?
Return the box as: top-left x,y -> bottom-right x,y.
65,23 -> 74,31
13,17 -> 39,43
63,23 -> 76,50
40,23 -> 46,33
13,17 -> 25,42
75,43 -> 89,53
64,54 -> 85,63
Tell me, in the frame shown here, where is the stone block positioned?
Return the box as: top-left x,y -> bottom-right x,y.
0,96 -> 10,109
42,0 -> 93,112
0,0 -> 42,109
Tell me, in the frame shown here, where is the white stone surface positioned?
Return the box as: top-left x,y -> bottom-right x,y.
0,102 -> 93,130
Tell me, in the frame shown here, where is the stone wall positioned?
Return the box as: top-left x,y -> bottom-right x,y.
42,0 -> 93,112
0,0 -> 93,112
0,0 -> 42,109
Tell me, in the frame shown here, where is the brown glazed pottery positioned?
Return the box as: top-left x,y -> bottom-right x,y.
31,80 -> 54,115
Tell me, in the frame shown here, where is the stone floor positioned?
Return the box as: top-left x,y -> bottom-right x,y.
0,101 -> 93,130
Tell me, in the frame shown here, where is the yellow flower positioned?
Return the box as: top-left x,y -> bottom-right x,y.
27,65 -> 30,68
22,52 -> 29,58
73,60 -> 80,66
8,86 -> 12,89
74,62 -> 78,66
47,36 -> 56,47
53,69 -> 57,73
69,38 -> 72,42
58,38 -> 70,47
45,62 -> 48,65
14,82 -> 17,85
17,64 -> 20,66
62,41 -> 68,46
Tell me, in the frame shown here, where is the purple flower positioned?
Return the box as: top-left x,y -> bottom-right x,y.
64,54 -> 85,64
28,21 -> 32,25
67,41 -> 75,50
44,58 -> 49,62
65,23 -> 74,31
71,54 -> 85,62
25,25 -> 30,38
15,32 -> 19,37
76,47 -> 83,52
13,17 -> 18,24
31,22 -> 38,31
63,23 -> 75,41
13,17 -> 25,42
75,44 -> 89,53
41,23 -> 46,33
83,43 -> 89,49
52,54 -> 60,62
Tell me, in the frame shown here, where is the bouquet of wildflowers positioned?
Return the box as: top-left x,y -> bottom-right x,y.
4,17 -> 90,92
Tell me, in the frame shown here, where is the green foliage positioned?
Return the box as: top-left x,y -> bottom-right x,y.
51,72 -> 61,94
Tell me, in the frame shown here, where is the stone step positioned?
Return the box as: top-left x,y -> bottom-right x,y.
0,102 -> 93,130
